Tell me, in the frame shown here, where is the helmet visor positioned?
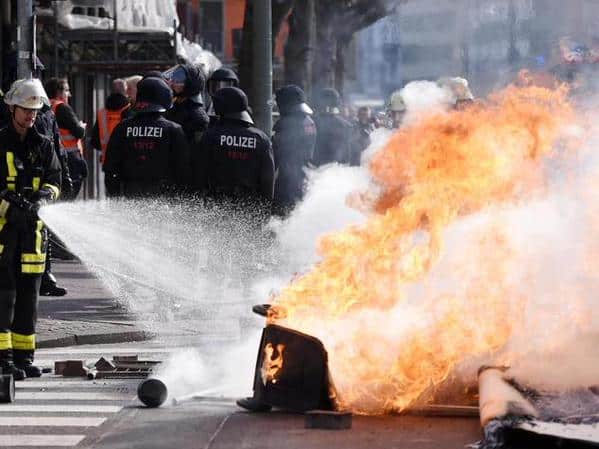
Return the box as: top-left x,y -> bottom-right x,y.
163,65 -> 187,85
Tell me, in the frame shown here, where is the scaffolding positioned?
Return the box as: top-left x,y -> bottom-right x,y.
36,2 -> 179,199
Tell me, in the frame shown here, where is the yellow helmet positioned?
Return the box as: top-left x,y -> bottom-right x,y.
437,77 -> 474,103
388,90 -> 406,112
4,78 -> 49,109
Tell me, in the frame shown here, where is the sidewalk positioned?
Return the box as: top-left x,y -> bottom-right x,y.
37,260 -> 154,348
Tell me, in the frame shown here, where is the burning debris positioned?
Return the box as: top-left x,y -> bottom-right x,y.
262,80 -> 582,415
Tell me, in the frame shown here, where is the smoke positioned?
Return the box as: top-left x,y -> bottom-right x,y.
400,80 -> 454,126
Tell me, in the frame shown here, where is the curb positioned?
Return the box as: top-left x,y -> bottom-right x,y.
37,330 -> 156,349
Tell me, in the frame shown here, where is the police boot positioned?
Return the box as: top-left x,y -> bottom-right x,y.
40,254 -> 67,297
0,350 -> 26,381
13,350 -> 42,378
236,396 -> 272,412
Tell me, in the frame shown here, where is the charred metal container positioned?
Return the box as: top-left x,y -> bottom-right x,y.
251,324 -> 335,412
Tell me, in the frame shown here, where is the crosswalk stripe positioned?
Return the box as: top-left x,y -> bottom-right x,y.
0,434 -> 85,446
17,380 -> 122,389
0,404 -> 122,413
38,347 -> 177,355
15,392 -> 133,401
0,416 -> 106,427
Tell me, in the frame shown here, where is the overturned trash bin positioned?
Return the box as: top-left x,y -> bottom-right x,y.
237,324 -> 337,413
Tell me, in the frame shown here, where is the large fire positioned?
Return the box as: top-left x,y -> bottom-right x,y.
268,81 -> 578,414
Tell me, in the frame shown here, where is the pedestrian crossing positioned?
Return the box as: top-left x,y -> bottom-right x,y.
0,343 -> 175,449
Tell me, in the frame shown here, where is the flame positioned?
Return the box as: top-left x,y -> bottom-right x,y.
260,343 -> 285,386
269,82 -> 577,414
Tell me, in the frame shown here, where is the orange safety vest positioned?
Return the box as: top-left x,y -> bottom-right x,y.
50,99 -> 84,155
97,104 -> 130,164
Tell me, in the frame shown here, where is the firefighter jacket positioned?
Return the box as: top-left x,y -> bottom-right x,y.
312,113 -> 353,166
103,112 -> 191,197
193,118 -> 274,201
0,124 -> 62,270
50,100 -> 85,154
165,97 -> 209,146
91,93 -> 131,165
272,111 -> 316,209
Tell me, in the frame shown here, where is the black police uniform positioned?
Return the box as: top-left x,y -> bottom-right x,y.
272,85 -> 316,214
312,88 -> 353,166
164,64 -> 209,146
103,77 -> 191,197
0,123 -> 61,378
193,88 -> 274,203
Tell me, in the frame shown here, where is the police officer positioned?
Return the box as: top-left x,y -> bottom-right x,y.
45,77 -> 87,198
193,87 -> 274,204
205,67 -> 240,117
0,79 -> 62,379
272,85 -> 316,215
163,63 -> 209,146
103,77 -> 191,198
312,88 -> 353,166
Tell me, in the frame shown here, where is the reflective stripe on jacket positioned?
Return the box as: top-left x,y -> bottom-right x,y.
50,99 -> 83,155
97,105 -> 129,164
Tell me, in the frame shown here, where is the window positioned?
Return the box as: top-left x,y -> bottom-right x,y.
199,1 -> 224,55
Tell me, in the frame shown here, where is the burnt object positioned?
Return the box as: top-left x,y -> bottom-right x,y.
305,410 -> 352,430
0,370 -> 15,403
249,324 -> 335,412
137,378 -> 168,408
252,304 -> 271,317
55,360 -> 90,377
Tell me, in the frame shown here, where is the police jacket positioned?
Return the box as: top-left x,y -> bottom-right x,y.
272,111 -> 316,207
103,113 -> 191,197
312,113 -> 353,166
165,98 -> 209,146
0,123 -> 61,210
194,118 -> 274,201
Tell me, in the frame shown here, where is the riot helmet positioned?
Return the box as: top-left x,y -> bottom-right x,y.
275,85 -> 313,115
207,68 -> 239,96
134,77 -> 173,113
212,87 -> 253,124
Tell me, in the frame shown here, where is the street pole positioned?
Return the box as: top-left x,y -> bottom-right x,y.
253,0 -> 273,135
16,0 -> 33,79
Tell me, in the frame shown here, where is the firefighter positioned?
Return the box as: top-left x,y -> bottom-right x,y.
90,79 -> 131,168
103,77 -> 191,198
193,87 -> 274,204
312,88 -> 353,166
163,63 -> 209,146
45,77 -> 87,198
205,67 -> 240,117
0,79 -> 62,379
388,90 -> 406,129
272,85 -> 316,215
437,77 -> 475,110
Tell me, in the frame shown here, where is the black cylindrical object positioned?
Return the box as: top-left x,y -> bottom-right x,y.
137,378 -> 168,408
0,374 -> 15,403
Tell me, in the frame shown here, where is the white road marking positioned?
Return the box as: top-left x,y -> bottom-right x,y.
38,347 -> 181,355
0,434 -> 86,446
0,416 -> 106,427
15,392 -> 132,401
0,404 -> 122,413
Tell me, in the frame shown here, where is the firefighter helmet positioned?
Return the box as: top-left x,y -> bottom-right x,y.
212,87 -> 253,124
4,78 -> 49,109
437,77 -> 474,103
388,90 -> 406,112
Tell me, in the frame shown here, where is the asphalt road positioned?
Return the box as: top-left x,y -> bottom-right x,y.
0,341 -> 482,449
